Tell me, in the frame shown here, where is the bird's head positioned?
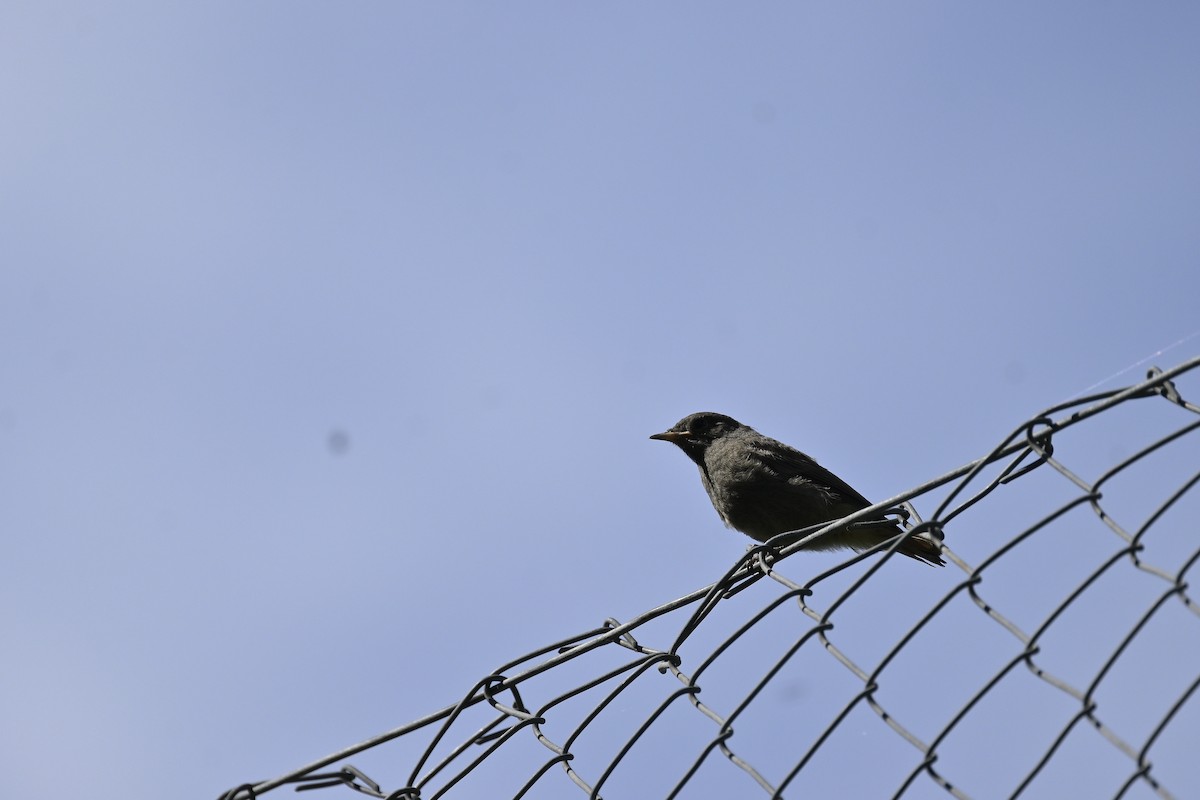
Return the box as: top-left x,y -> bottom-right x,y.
650,412 -> 745,463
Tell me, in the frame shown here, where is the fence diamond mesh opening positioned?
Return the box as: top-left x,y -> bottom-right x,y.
221,357 -> 1200,800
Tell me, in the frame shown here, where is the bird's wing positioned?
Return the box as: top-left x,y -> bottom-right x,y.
756,439 -> 877,510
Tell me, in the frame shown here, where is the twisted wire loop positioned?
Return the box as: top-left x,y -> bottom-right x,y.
220,357 -> 1200,800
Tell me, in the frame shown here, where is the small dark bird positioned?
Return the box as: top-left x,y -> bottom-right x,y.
651,412 -> 944,566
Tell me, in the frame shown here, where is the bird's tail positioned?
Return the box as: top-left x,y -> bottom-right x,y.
898,532 -> 945,567
846,520 -> 946,567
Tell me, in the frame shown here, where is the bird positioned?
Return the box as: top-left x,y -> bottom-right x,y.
650,412 -> 944,566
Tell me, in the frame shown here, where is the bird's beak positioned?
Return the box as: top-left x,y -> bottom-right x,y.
649,430 -> 690,443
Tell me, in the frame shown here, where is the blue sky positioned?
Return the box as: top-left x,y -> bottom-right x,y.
3,3 -> 1200,799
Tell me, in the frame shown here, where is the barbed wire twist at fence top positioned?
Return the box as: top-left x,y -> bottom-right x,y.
221,356 -> 1200,800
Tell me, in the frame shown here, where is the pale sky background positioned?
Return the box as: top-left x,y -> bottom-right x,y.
3,3 -> 1200,799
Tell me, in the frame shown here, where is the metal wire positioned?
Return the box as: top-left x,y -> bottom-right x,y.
219,356 -> 1200,800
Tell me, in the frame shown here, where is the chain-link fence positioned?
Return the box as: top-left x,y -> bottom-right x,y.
221,357 -> 1200,800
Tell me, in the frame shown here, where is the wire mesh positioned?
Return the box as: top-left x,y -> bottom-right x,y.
219,357 -> 1200,800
